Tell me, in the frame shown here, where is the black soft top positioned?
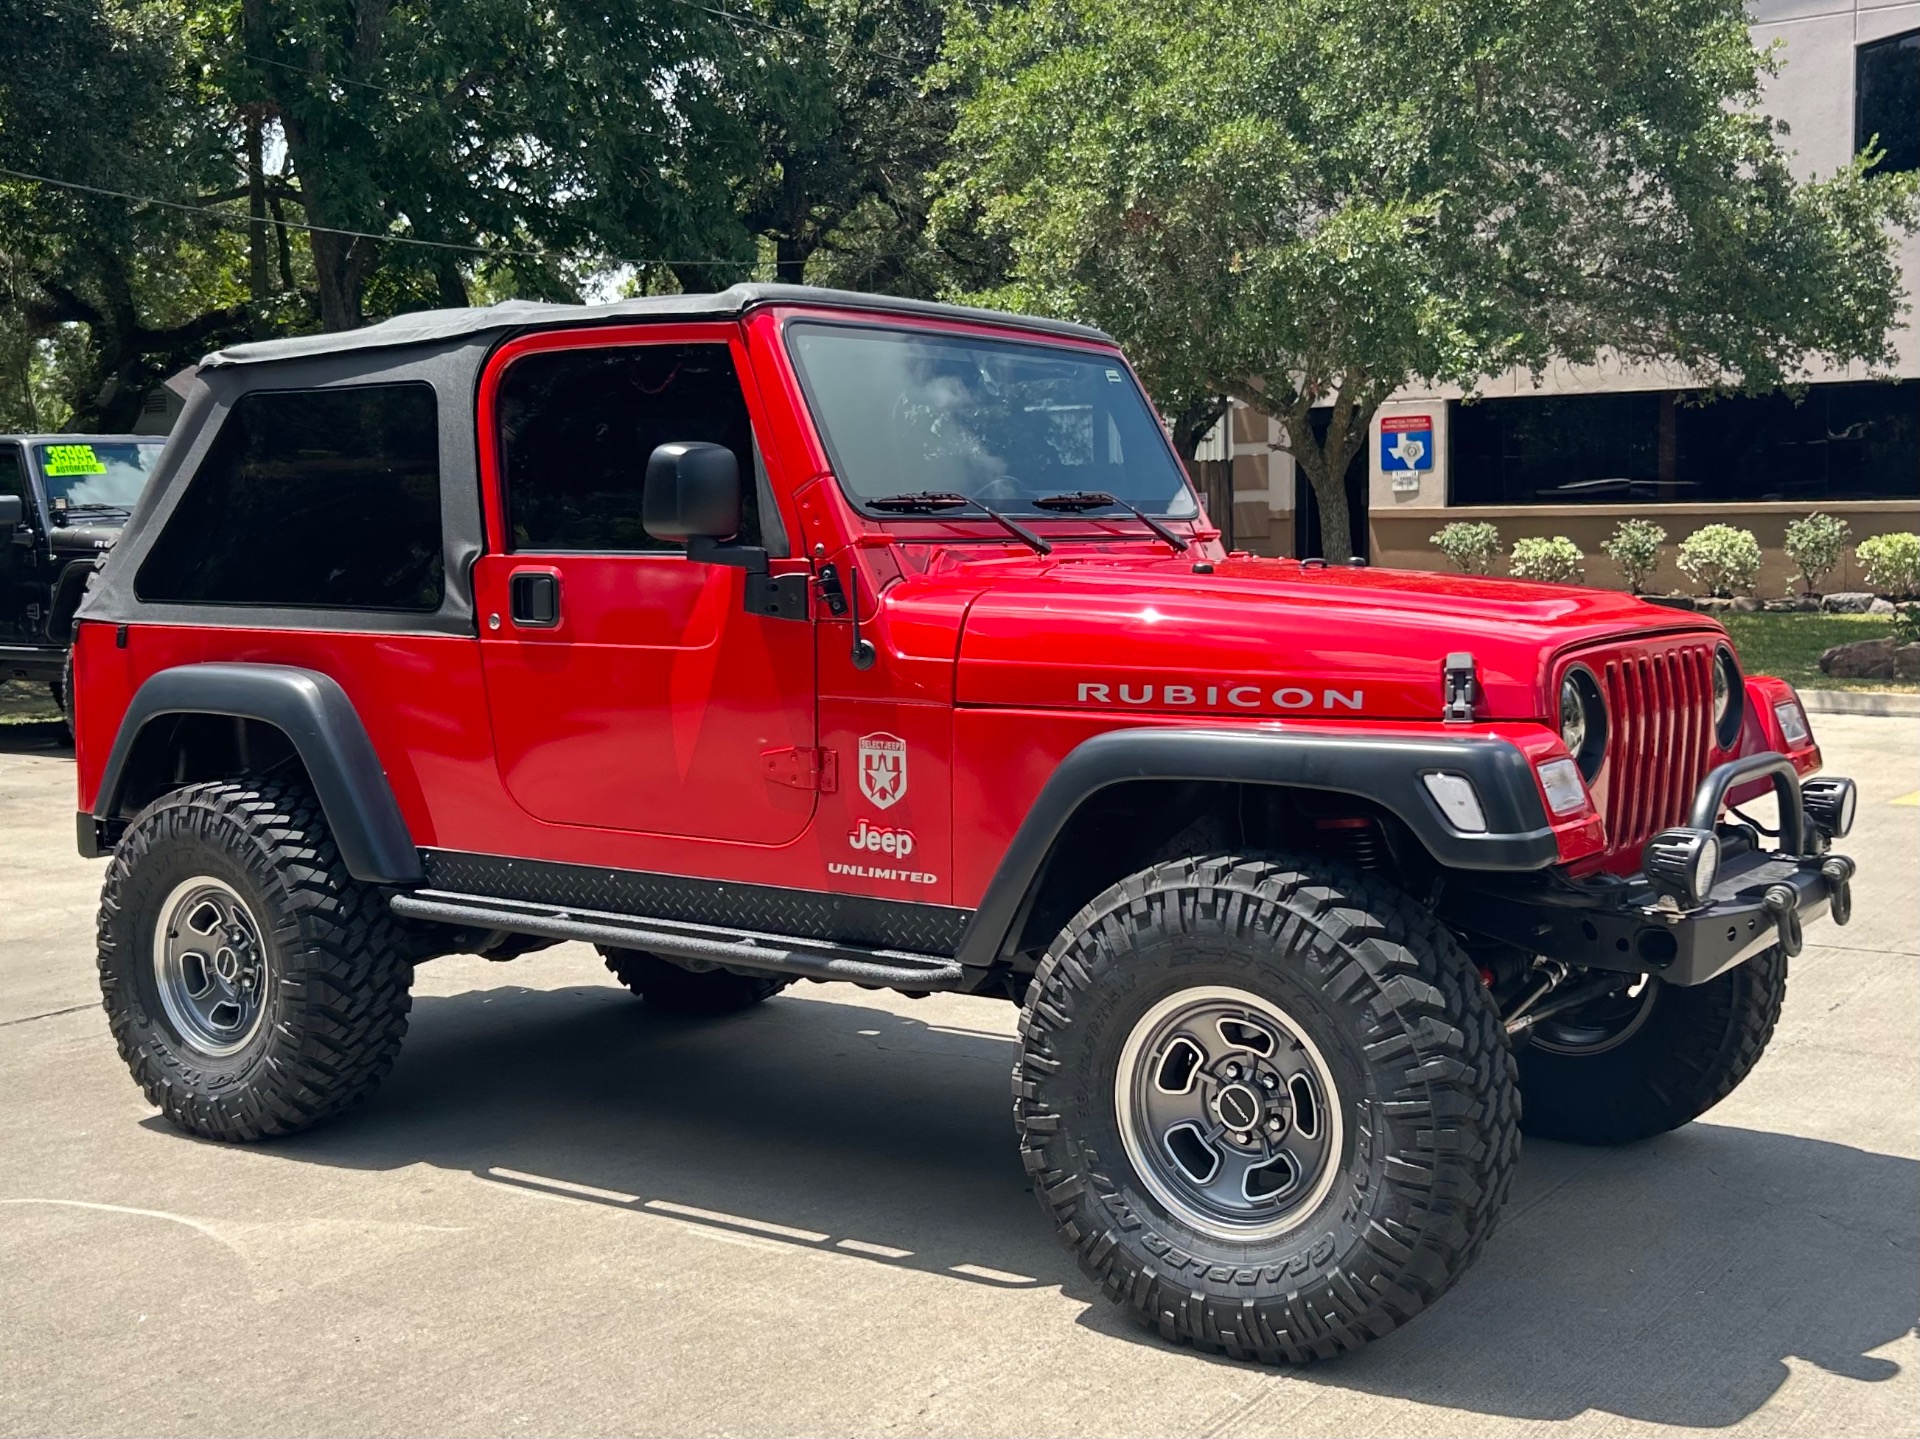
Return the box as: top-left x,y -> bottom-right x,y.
200,283 -> 1111,370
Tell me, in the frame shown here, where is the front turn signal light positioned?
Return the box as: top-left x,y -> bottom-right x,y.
1535,757 -> 1591,818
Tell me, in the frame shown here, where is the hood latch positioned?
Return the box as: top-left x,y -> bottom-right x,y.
1442,652 -> 1480,724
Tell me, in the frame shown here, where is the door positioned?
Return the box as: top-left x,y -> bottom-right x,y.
473,327 -> 817,845
0,444 -> 37,648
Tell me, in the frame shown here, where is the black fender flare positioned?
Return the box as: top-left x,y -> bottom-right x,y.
89,662 -> 422,884
48,558 -> 100,643
952,726 -> 1561,969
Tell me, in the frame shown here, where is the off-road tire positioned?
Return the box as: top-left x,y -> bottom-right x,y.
1015,853 -> 1518,1363
599,947 -> 790,1015
1516,948 -> 1786,1145
97,776 -> 413,1141
51,646 -> 75,735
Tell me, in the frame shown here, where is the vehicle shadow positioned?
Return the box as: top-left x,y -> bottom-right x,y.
243,980 -> 1915,1426
0,720 -> 71,754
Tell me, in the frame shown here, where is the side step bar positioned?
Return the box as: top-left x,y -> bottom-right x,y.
389,889 -> 970,991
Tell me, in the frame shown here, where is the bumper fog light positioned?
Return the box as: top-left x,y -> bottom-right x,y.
1801,776 -> 1856,838
1535,757 -> 1591,818
1422,772 -> 1488,833
1643,827 -> 1720,908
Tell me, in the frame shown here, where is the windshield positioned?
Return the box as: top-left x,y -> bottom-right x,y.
786,322 -> 1197,518
33,441 -> 163,508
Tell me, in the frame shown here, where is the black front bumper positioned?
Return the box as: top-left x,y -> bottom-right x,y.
1451,753 -> 1855,988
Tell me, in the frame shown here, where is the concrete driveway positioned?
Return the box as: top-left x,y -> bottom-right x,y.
2,715 -> 1914,1437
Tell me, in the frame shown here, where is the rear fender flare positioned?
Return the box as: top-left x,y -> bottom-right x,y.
90,662 -> 422,884
953,726 -> 1559,969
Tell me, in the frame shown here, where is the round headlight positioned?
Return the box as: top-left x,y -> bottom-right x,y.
1558,667 -> 1607,778
1712,647 -> 1744,749
1559,676 -> 1587,756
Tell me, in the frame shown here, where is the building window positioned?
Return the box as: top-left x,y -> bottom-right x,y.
137,383 -> 443,610
1857,29 -> 1919,175
1449,381 -> 1918,506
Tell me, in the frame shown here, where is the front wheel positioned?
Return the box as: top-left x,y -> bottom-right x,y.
1516,948 -> 1786,1144
1015,854 -> 1519,1363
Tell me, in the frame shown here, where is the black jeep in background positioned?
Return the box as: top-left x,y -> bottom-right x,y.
0,435 -> 165,726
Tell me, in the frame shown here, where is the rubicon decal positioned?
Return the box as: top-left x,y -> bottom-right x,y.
1076,681 -> 1364,712
858,732 -> 908,809
849,818 -> 915,857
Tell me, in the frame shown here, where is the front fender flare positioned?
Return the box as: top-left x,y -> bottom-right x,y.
953,726 -> 1560,969
90,662 -> 422,884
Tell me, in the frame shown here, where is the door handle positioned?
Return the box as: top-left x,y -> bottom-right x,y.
509,571 -> 560,627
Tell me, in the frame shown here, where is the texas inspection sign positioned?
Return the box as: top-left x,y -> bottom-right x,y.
1379,414 -> 1433,477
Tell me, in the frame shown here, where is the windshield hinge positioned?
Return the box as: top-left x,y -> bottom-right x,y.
762,746 -> 838,793
1442,652 -> 1480,724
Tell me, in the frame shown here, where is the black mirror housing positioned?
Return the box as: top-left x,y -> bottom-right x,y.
0,494 -> 23,529
644,441 -> 741,543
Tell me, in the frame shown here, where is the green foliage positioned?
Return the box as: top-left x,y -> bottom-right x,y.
1430,521 -> 1502,576
1891,603 -> 1920,646
1509,536 -> 1585,584
1856,533 -> 1920,598
1719,612 -> 1912,693
1782,513 -> 1852,596
937,0 -> 1920,558
1600,519 -> 1667,594
1677,524 -> 1763,597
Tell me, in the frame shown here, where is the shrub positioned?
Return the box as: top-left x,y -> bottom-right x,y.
1893,603 -> 1920,646
1430,521 -> 1502,575
1782,512 -> 1851,596
1677,524 -> 1762,597
1509,535 -> 1585,583
1599,518 -> 1665,594
1856,532 -> 1920,598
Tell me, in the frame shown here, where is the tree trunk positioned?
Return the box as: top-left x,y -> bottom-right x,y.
245,112 -> 270,317
1169,394 -> 1229,463
1270,375 -> 1378,563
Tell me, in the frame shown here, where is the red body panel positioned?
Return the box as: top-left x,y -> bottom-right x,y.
74,302 -> 1819,912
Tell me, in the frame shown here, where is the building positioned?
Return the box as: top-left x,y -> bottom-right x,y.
1218,0 -> 1919,593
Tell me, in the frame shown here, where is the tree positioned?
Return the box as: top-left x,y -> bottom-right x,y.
937,0 -> 1920,558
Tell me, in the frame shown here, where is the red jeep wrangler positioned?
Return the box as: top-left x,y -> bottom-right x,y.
71,285 -> 1858,1362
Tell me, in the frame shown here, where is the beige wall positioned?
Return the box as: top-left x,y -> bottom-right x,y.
1369,500 -> 1920,595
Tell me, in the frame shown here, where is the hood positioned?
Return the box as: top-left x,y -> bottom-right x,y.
46,515 -> 128,558
944,551 -> 1718,722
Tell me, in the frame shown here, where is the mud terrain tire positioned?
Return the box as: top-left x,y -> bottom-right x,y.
1516,948 -> 1786,1145
97,777 -> 413,1140
599,948 -> 790,1015
1015,853 -> 1518,1363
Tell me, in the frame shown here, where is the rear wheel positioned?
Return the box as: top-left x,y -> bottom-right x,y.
51,647 -> 75,735
97,777 -> 413,1140
599,947 -> 790,1015
1516,949 -> 1785,1144
1016,853 -> 1518,1363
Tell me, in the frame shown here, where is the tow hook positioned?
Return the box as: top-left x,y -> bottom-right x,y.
1821,854 -> 1856,927
1762,885 -> 1804,957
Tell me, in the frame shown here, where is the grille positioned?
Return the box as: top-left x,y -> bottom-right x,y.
1591,639 -> 1718,858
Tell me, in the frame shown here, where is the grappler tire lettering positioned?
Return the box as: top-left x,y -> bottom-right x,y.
1014,852 -> 1520,1364
599,947 -> 792,1015
97,776 -> 414,1141
1516,946 -> 1786,1145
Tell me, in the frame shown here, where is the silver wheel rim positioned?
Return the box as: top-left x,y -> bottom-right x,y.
152,877 -> 269,1057
1114,985 -> 1345,1242
1532,975 -> 1660,1056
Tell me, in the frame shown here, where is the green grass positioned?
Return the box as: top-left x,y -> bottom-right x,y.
1719,612 -> 1915,694
0,679 -> 60,724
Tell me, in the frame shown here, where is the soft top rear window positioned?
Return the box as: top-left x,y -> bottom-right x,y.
785,322 -> 1197,518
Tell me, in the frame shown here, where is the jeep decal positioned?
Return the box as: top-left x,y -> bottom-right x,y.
1076,681 -> 1364,711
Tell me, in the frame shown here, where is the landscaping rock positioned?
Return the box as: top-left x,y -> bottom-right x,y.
1763,596 -> 1820,613
1819,638 -> 1920,680
1696,596 -> 1734,613
1644,594 -> 1696,611
1869,597 -> 1896,615
1730,596 -> 1763,612
1822,592 -> 1876,613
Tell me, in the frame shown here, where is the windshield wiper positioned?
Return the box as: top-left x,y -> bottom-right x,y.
866,491 -> 1052,556
1030,491 -> 1189,552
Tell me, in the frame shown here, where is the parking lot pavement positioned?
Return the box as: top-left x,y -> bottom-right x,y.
1,714 -> 1914,1438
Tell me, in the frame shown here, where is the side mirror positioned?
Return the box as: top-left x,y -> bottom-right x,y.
644,441 -> 741,543
642,441 -> 768,573
0,495 -> 22,529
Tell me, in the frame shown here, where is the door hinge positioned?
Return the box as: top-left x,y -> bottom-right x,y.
762,746 -> 838,792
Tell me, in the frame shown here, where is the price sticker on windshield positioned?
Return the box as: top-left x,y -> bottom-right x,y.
43,444 -> 107,476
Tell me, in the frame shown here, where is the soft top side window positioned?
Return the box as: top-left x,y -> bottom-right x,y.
136,382 -> 443,612
495,342 -> 777,554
